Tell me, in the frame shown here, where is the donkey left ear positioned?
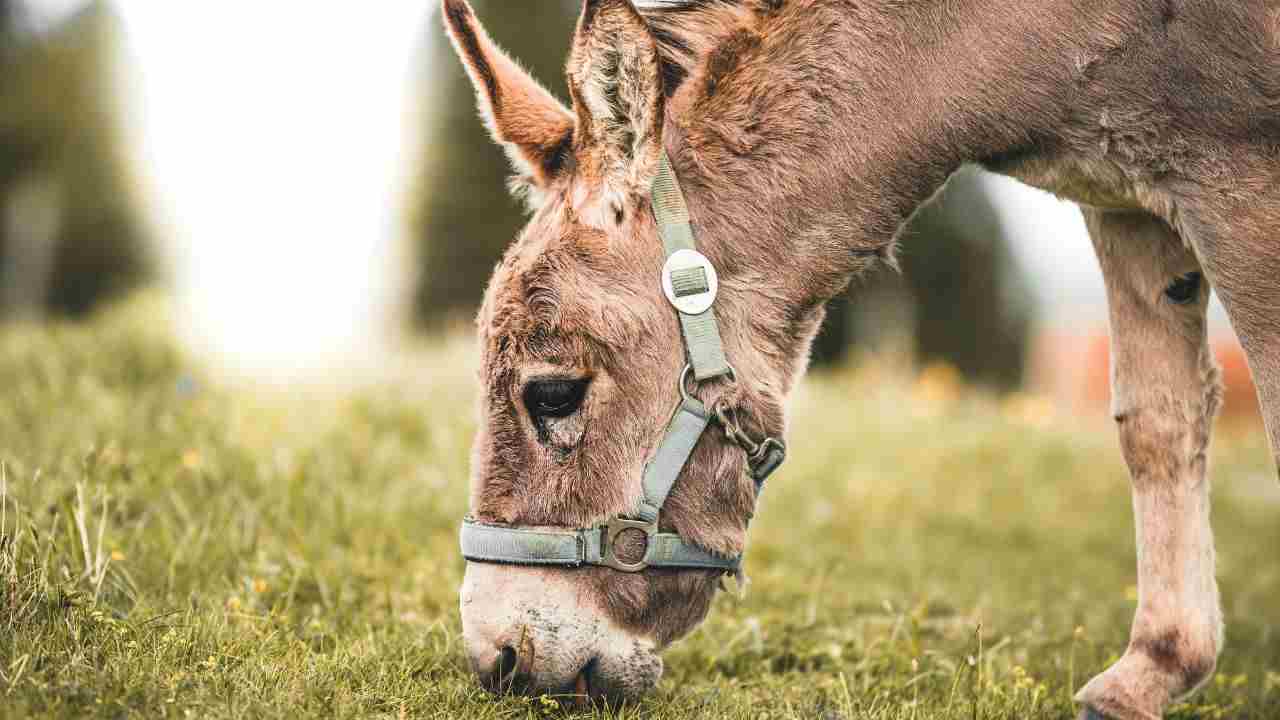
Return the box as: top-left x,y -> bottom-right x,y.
442,0 -> 575,192
567,0 -> 665,194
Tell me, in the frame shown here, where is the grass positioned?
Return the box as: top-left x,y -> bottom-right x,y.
1,297 -> 1279,719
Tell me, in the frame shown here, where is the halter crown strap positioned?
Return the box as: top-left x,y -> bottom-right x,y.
652,152 -> 732,382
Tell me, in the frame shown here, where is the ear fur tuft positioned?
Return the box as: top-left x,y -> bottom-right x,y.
567,0 -> 666,196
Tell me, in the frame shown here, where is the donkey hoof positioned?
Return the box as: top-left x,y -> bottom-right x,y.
1075,656 -> 1165,720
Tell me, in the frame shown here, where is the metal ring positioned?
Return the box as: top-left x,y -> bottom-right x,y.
678,363 -> 736,404
601,519 -> 656,572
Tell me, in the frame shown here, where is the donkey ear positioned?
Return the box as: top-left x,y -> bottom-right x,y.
442,0 -> 575,191
567,0 -> 665,192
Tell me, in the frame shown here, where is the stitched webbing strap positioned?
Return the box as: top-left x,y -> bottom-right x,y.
459,521 -> 739,570
636,396 -> 711,523
652,152 -> 732,381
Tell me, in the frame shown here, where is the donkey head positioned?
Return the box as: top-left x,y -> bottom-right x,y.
445,0 -> 835,702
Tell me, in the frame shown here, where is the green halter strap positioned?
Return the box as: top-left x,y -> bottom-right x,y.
652,151 -> 733,382
459,150 -> 784,573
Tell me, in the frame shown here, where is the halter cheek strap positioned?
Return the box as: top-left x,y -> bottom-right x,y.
459,150 -> 785,574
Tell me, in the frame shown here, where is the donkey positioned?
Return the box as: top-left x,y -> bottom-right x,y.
443,0 -> 1280,717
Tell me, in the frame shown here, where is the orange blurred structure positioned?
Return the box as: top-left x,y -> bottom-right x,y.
1030,328 -> 1261,430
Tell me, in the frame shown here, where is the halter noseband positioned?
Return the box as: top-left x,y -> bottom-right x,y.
459,151 -> 785,574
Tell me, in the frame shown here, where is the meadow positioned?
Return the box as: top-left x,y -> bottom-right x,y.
2,298 -> 1279,719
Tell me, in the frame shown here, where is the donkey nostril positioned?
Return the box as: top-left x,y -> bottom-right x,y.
483,640 -> 535,695
472,631 -> 537,695
497,645 -> 519,683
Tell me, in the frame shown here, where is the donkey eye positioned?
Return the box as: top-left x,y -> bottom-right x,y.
1165,271 -> 1203,305
523,378 -> 589,420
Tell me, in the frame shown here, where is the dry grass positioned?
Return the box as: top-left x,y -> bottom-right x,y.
1,296 -> 1278,719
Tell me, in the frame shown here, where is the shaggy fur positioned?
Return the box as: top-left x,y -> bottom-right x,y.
444,1 -> 1280,716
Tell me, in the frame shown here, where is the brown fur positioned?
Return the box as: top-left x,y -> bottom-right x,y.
445,1 -> 1280,715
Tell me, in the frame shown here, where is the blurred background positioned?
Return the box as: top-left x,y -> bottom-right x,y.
0,0 -> 1260,425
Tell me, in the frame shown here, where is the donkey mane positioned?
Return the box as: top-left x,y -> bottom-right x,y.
634,0 -> 764,99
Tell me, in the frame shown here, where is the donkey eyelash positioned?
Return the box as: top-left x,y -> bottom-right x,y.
522,377 -> 591,420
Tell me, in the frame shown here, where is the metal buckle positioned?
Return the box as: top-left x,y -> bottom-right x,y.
601,519 -> 657,572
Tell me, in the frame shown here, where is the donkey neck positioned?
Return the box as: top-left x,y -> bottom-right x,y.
649,0 -> 1144,293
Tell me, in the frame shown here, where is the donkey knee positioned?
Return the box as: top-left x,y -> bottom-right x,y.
1112,366 -> 1222,484
1112,406 -> 1200,483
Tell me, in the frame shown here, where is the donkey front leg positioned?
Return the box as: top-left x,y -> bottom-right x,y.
1075,210 -> 1224,720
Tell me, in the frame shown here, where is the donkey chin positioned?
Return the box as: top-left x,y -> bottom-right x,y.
460,563 -> 665,704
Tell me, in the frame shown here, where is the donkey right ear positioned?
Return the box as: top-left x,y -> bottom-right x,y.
442,0 -> 575,191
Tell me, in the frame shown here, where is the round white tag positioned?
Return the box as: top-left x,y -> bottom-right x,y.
661,249 -> 719,315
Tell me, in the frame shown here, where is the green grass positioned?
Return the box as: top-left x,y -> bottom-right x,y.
2,297 -> 1279,719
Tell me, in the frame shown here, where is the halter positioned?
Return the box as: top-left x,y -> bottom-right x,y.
459,151 -> 786,574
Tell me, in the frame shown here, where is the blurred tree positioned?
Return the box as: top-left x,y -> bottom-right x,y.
811,169 -> 1033,388
0,2 -> 147,319
412,0 -> 578,326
